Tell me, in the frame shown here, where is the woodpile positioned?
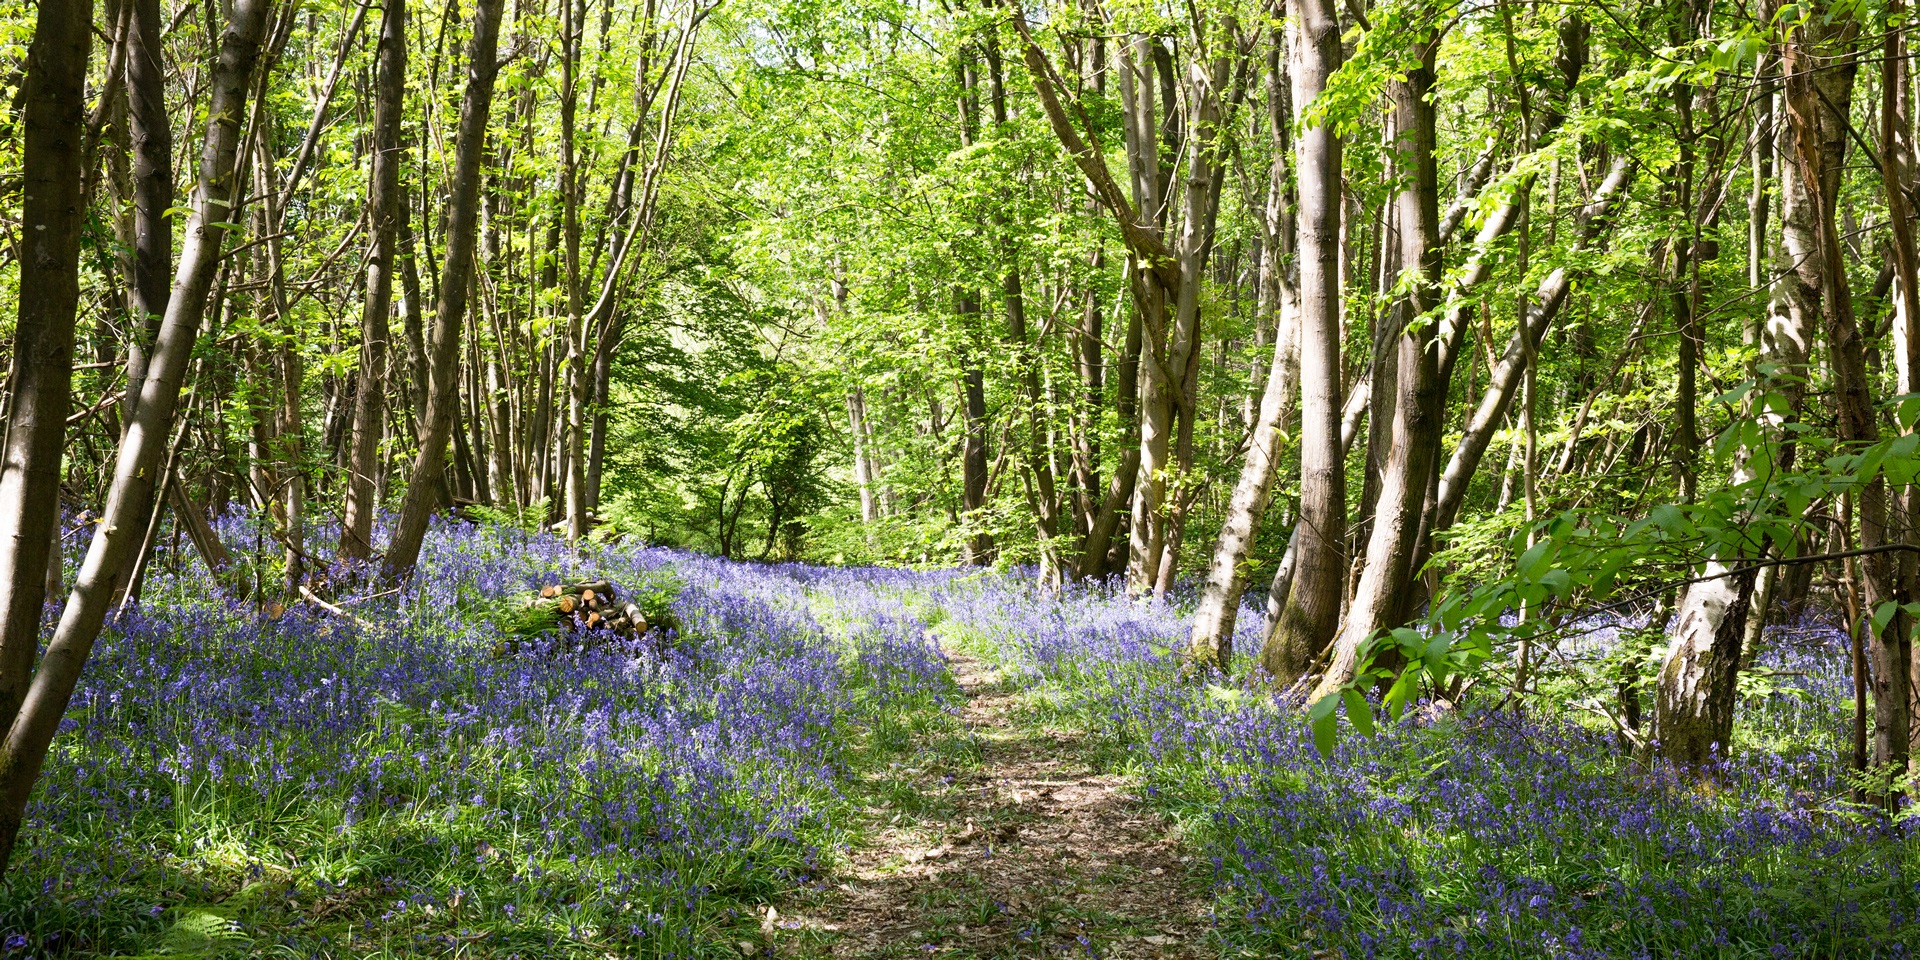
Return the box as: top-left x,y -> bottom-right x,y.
486,574 -> 685,659
524,579 -> 661,639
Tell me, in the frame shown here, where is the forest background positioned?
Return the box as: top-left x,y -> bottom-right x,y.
0,0 -> 1919,869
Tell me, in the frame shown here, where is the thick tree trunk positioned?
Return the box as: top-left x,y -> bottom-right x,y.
0,0 -> 267,871
381,0 -> 506,583
1782,20 -> 1910,775
1653,22 -> 1824,767
1310,41 -> 1445,700
340,0 -> 407,564
1261,0 -> 1346,687
0,0 -> 92,755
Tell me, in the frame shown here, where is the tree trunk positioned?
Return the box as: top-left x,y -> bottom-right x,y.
340,0 -> 406,564
1783,17 -> 1910,776
0,0 -> 92,756
1310,39 -> 1445,700
849,387 -> 879,522
122,0 -> 171,434
1261,0 -> 1346,687
1190,55 -> 1296,667
381,0 -> 506,583
960,313 -> 992,564
0,0 -> 267,871
1429,156 -> 1634,535
561,0 -> 591,542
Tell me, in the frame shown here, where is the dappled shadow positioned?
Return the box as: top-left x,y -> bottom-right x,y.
769,650 -> 1213,959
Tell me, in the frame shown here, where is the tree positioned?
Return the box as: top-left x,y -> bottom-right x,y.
383,0 -> 508,583
0,0 -> 268,867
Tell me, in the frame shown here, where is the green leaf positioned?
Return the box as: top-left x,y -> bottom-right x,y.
1517,541 -> 1553,578
1308,695 -> 1340,757
1898,395 -> 1920,432
1540,568 -> 1572,596
1873,601 -> 1899,636
1343,689 -> 1375,738
1384,671 -> 1419,722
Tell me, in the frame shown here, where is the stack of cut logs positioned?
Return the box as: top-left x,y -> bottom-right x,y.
527,579 -> 653,638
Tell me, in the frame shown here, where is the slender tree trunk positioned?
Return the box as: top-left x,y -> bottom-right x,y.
122,0 -> 171,433
1190,50 -> 1296,667
382,0 -> 506,583
1080,307 -> 1141,578
341,0 -> 407,564
584,315 -> 618,513
0,0 -> 266,870
1782,15 -> 1909,776
0,0 -> 92,752
1428,157 -> 1634,535
561,0 -> 591,541
959,299 -> 992,565
400,180 -> 429,427
849,387 -> 879,523
984,32 -> 1059,582
1879,0 -> 1920,751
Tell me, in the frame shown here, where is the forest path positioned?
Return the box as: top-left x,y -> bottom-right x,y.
763,645 -> 1214,959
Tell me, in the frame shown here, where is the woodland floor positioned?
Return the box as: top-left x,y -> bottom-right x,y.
766,647 -> 1216,959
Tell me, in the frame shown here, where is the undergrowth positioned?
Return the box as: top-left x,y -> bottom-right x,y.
1,517 -> 956,959
935,575 -> 1920,959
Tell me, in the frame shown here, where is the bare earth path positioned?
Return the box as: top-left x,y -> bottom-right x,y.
766,646 -> 1214,959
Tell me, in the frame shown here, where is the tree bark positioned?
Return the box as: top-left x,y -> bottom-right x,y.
1310,37 -> 1445,700
341,0 -> 407,564
561,0 -> 591,542
1429,156 -> 1634,535
0,0 -> 93,756
1261,0 -> 1346,687
1781,17 -> 1909,775
122,0 -> 171,433
1190,44 -> 1296,668
0,0 -> 268,871
381,0 -> 506,583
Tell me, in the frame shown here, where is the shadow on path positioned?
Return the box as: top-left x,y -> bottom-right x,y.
768,646 -> 1212,959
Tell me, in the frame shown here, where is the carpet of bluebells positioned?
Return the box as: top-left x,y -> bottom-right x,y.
3,515 -> 955,957
926,577 -> 1920,959
8,515 -> 1919,959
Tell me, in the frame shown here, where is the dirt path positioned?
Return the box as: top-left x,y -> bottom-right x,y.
767,647 -> 1214,959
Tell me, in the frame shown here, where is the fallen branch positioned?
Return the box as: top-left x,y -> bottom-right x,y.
299,584 -> 373,630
